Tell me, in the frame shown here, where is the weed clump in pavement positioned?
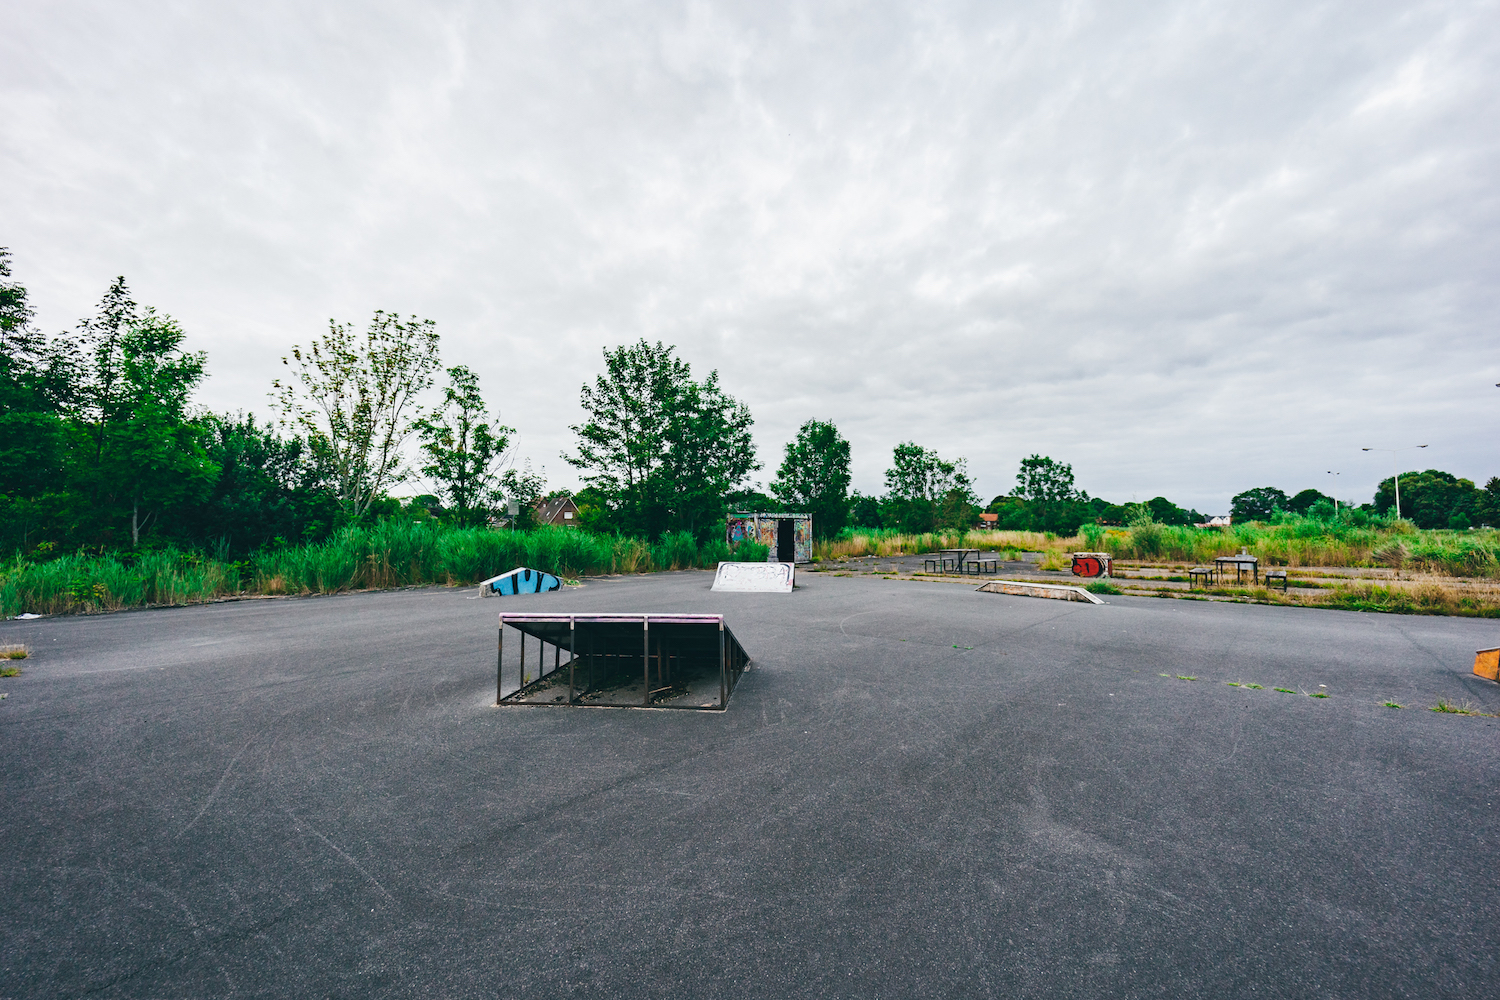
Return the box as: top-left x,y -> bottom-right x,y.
1175,675 -> 1197,681
1430,698 -> 1494,716
1,644 -> 27,659
1382,701 -> 1403,709
1274,688 -> 1296,694
1086,581 -> 1121,595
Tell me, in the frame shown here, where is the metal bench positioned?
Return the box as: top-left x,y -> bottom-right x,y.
1188,567 -> 1214,589
966,559 -> 999,574
1265,570 -> 1288,592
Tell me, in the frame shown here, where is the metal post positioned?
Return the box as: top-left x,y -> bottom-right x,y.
496,619 -> 504,705
568,618 -> 576,705
642,618 -> 651,707
718,619 -> 727,708
554,640 -> 560,677
520,630 -> 527,687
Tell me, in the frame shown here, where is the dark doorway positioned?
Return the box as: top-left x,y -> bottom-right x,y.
776,519 -> 795,562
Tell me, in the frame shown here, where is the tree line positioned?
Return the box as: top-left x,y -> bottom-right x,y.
4,249 -> 1497,561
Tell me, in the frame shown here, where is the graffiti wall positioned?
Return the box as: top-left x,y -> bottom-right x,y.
726,512 -> 813,563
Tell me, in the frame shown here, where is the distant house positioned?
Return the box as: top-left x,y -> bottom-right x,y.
978,512 -> 998,528
536,496 -> 580,527
1195,515 -> 1232,528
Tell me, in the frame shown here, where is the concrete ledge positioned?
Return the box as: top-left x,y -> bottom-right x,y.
976,579 -> 1105,604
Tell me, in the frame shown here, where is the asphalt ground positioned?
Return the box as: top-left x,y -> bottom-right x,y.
2,572 -> 1498,999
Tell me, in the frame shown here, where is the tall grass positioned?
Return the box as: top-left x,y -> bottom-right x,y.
813,520 -> 1500,578
1095,521 -> 1500,577
0,523 -> 734,617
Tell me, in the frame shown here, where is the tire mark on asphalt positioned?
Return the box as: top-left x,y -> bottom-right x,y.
175,732 -> 261,839
282,806 -> 398,904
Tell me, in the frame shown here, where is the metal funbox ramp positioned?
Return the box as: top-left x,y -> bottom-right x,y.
496,613 -> 751,711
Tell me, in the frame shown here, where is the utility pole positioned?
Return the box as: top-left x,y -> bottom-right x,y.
1360,445 -> 1428,520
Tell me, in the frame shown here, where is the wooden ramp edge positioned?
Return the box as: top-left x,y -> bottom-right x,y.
976,580 -> 1105,605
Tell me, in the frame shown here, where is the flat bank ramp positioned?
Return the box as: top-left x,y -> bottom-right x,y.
976,580 -> 1104,604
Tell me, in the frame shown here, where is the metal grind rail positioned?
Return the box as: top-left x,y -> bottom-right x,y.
496,613 -> 751,711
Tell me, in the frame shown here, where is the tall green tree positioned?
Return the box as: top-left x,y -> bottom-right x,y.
1231,487 -> 1289,522
771,419 -> 851,539
1011,455 -> 1079,531
883,442 -> 977,533
657,371 -> 758,536
415,365 -> 514,525
179,413 -> 340,553
272,311 -> 441,523
0,249 -> 68,502
1373,470 -> 1482,529
88,305 -> 216,546
565,340 -> 758,538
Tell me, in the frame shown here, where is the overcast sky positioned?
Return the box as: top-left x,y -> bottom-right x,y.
5,0 -> 1497,511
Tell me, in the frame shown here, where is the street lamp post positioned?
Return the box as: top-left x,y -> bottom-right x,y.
1326,471 -> 1340,514
1360,445 -> 1428,520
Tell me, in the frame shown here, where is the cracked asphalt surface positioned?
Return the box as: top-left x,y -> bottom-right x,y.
2,571 -> 1498,998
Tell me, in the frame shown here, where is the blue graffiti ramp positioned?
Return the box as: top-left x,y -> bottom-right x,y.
478,566 -> 562,597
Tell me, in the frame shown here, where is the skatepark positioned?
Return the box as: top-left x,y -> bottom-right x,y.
2,571 -> 1497,998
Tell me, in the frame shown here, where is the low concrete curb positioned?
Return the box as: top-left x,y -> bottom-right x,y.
976,580 -> 1105,604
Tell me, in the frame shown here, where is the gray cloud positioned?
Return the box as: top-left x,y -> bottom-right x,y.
5,0 -> 1497,511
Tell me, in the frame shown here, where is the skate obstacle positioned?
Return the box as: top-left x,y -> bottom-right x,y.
479,566 -> 562,597
711,561 -> 794,593
496,613 -> 752,710
976,580 -> 1104,604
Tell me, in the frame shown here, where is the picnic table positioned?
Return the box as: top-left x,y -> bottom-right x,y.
1214,552 -> 1259,585
924,549 -> 978,574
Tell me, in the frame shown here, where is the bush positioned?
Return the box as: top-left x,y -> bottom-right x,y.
729,540 -> 771,562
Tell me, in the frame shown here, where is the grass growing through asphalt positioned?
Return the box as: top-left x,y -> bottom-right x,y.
1430,698 -> 1495,716
1085,580 -> 1122,595
1,644 -> 28,659
1383,701 -> 1403,709
1274,688 -> 1296,694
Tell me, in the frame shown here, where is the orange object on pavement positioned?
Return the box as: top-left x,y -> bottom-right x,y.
1474,647 -> 1500,682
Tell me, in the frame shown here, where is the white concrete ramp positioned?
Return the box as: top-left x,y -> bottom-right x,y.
712,561 -> 794,593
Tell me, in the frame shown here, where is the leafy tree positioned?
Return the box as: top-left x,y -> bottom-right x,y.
1230,487 -> 1289,522
180,413 -> 339,553
1373,470 -> 1482,529
1143,496 -> 1199,526
724,488 -> 775,513
884,442 -> 977,533
1002,454 -> 1094,532
53,281 -> 217,547
1478,477 -> 1500,528
657,371 -> 758,536
499,460 -> 547,529
415,365 -> 514,525
273,310 -> 441,524
1287,488 -> 1335,515
0,250 -> 69,503
565,340 -> 759,538
850,490 -> 883,529
770,419 -> 851,540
